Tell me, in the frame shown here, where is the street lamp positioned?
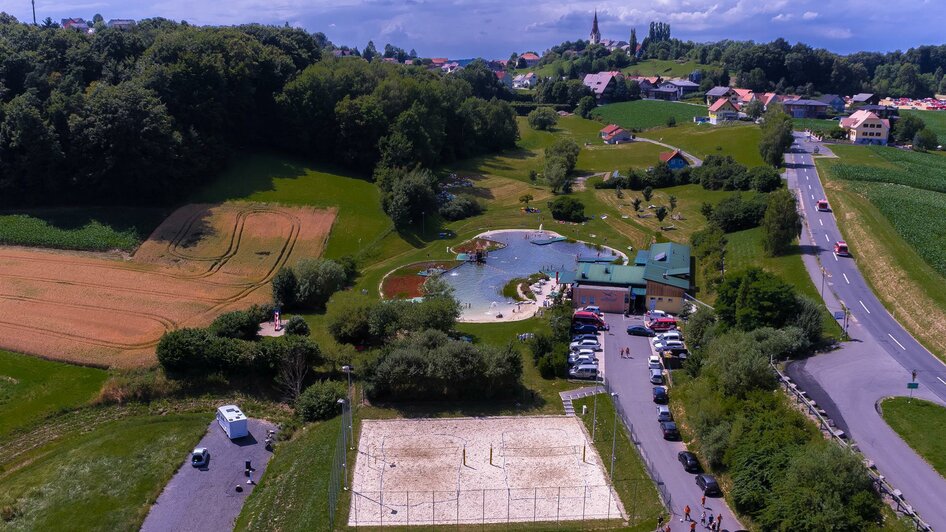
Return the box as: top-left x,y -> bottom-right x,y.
342,365 -> 355,449
592,377 -> 600,439
820,267 -> 826,299
337,398 -> 349,490
609,392 -> 619,480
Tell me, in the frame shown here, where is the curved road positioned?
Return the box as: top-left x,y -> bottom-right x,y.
783,133 -> 946,528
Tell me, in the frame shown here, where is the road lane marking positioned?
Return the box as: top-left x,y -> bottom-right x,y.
843,273 -> 850,284
938,377 -> 946,386
808,184 -> 812,190
811,194 -> 815,200
860,300 -> 871,314
833,252 -> 838,261
825,234 -> 830,242
888,334 -> 906,350
819,219 -> 823,226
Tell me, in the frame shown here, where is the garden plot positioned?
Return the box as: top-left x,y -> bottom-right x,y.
349,416 -> 623,526
0,202 -> 335,368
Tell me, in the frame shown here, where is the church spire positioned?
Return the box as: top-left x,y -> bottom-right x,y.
590,10 -> 601,45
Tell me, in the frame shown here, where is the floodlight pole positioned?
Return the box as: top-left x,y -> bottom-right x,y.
592,378 -> 600,439
337,398 -> 349,490
609,392 -> 619,480
342,365 -> 355,449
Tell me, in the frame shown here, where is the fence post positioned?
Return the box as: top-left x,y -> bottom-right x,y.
432,491 -> 436,526
582,485 -> 587,521
456,489 -> 459,525
406,490 -> 409,526
507,488 -> 511,524
482,489 -> 486,525
607,484 -> 611,521
533,487 -> 537,522
557,486 -> 561,523
380,491 -> 384,527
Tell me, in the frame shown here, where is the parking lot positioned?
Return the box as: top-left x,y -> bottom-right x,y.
140,417 -> 277,532
592,312 -> 743,531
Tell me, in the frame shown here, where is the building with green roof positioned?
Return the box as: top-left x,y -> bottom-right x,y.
569,242 -> 692,314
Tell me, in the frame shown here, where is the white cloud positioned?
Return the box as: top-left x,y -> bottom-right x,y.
772,13 -> 793,22
802,11 -> 819,20
821,27 -> 854,39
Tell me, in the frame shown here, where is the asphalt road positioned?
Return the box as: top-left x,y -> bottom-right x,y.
140,417 -> 277,532
782,135 -> 946,528
599,313 -> 743,532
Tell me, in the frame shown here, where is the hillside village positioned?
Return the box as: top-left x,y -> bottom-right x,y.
2,8 -> 946,532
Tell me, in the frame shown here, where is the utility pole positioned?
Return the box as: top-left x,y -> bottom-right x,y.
31,0 -> 37,25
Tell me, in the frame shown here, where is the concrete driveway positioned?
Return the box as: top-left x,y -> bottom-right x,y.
599,313 -> 743,531
141,417 -> 277,532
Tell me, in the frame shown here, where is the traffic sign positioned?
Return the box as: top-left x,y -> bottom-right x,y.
833,311 -> 845,320
907,382 -> 919,390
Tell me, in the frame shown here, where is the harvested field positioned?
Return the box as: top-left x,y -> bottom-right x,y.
0,203 -> 335,368
349,416 -> 623,526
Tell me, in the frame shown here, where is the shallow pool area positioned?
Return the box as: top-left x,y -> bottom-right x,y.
445,230 -> 622,321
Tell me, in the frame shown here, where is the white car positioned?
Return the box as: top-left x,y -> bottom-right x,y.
653,331 -> 683,344
191,447 -> 209,468
570,338 -> 601,351
648,355 -> 661,366
583,306 -> 602,315
653,339 -> 685,352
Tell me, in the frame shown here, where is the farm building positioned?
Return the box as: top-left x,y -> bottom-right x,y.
562,243 -> 692,314
818,94 -> 845,114
782,99 -> 829,119
850,93 -> 880,107
840,110 -> 890,145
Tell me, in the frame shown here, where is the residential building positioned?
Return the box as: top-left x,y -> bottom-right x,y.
732,88 -> 756,105
600,124 -> 622,139
708,98 -> 740,124
520,52 -> 540,67
106,19 -> 135,30
589,10 -> 601,45
646,86 -> 679,101
660,150 -> 689,170
758,92 -> 782,110
661,79 -> 700,99
441,62 -> 462,73
782,98 -> 829,119
582,71 -> 624,102
430,58 -> 449,67
705,86 -> 733,105
602,127 -> 633,144
513,72 -> 537,89
61,18 -> 89,32
858,104 -> 900,120
564,242 -> 692,314
818,94 -> 845,114
840,110 -> 890,145
850,93 -> 880,107
495,71 -> 513,89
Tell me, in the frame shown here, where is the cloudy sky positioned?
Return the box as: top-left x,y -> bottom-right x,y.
2,0 -> 944,59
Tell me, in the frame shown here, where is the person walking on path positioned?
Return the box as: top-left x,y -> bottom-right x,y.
706,512 -> 714,529
700,511 -> 706,526
689,521 -> 696,532
657,515 -> 664,531
716,514 -> 722,530
684,505 -> 691,521
701,495 -> 706,508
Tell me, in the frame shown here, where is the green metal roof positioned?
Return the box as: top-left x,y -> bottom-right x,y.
643,242 -> 691,290
631,287 -> 647,296
574,263 -> 645,287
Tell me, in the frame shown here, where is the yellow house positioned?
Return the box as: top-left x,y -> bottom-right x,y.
839,110 -> 890,145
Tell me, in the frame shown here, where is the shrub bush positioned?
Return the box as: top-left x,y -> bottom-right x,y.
296,380 -> 349,421
526,106 -> 561,128
284,315 -> 311,336
295,258 -> 347,309
550,196 -> 585,222
156,328 -> 223,376
537,354 -> 557,379
96,368 -> 180,405
439,196 -> 483,221
271,267 -> 298,307
209,310 -> 260,340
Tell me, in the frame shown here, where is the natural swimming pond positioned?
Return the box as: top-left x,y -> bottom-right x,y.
445,230 -> 621,321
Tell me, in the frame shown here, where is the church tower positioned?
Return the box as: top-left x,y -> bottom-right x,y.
590,10 -> 601,45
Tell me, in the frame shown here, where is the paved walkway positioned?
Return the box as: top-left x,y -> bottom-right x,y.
559,385 -> 605,416
141,418 -> 277,532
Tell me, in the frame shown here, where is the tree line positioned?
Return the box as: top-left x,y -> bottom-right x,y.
0,15 -> 517,221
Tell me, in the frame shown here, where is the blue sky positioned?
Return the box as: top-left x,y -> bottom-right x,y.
2,0 -> 944,59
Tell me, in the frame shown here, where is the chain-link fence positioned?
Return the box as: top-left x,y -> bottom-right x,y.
327,388 -> 354,528
347,482 -> 653,527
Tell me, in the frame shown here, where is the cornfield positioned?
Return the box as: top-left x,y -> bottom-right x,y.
0,215 -> 141,252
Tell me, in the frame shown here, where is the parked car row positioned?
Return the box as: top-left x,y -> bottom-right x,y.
568,327 -> 602,380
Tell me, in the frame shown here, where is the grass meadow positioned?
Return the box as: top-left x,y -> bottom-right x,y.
901,109 -> 946,144
593,100 -> 707,131
0,349 -> 106,439
880,398 -> 946,479
641,123 -> 766,167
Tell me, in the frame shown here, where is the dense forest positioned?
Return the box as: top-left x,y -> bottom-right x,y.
0,14 -> 516,210
538,28 -> 946,98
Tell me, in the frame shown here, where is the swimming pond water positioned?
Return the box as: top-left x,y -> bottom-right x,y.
444,230 -> 619,319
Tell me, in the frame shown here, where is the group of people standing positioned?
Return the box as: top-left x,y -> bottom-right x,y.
656,500 -> 725,531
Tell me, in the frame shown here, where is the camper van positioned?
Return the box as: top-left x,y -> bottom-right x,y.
217,404 -> 249,439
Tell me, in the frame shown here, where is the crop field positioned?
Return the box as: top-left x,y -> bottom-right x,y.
0,202 -> 335,367
860,183 -> 946,275
828,145 -> 946,193
0,349 -> 106,439
592,100 -> 707,131
0,207 -> 169,252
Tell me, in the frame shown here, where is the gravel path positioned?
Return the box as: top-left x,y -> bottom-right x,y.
140,417 -> 276,532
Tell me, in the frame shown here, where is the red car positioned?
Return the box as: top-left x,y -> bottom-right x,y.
834,241 -> 850,256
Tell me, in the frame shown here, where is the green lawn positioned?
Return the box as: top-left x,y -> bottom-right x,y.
592,100 -> 707,131
902,109 -> 946,144
793,118 -> 841,134
0,413 -> 207,531
880,398 -> 946,479
572,394 -> 664,527
0,207 -> 169,252
236,416 -> 342,531
640,123 -> 765,167
0,349 -> 107,439
624,59 -> 710,79
725,227 -> 841,338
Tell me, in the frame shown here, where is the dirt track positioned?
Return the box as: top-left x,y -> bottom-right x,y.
0,203 -> 335,368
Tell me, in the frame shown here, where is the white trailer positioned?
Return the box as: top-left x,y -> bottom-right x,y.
216,404 -> 249,439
